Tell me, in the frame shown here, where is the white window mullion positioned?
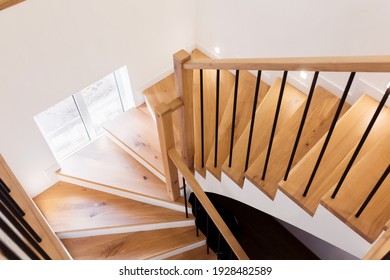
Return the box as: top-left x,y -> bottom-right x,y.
73,93 -> 97,140
114,66 -> 135,111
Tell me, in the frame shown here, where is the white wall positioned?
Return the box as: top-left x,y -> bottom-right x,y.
196,0 -> 390,57
1,0 -> 389,199
0,0 -> 196,197
195,0 -> 390,104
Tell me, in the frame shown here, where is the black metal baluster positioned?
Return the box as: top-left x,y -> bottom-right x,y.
0,191 -> 41,242
245,70 -> 262,172
0,216 -> 39,260
332,88 -> 390,198
228,70 -> 240,167
0,181 -> 25,217
194,195 -> 199,237
0,202 -> 50,259
0,238 -> 21,260
0,177 -> 11,193
262,71 -> 288,180
355,164 -> 389,218
182,177 -> 188,218
303,72 -> 356,197
200,69 -> 205,168
284,71 -> 319,180
206,214 -> 210,254
214,70 -> 220,167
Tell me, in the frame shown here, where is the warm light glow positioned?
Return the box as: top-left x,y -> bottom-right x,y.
300,71 -> 308,80
214,47 -> 221,55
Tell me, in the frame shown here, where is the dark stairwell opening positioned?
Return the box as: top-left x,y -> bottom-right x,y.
189,192 -> 319,260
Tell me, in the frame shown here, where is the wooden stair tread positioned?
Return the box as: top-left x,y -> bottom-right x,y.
104,105 -> 164,179
192,49 -> 235,177
143,73 -> 183,154
311,107 -> 390,214
206,71 -> 270,179
165,245 -> 216,260
58,136 -> 179,204
245,86 -> 342,198
321,136 -> 390,243
279,95 -> 385,215
61,226 -> 204,260
364,226 -> 390,260
223,77 -> 306,188
143,74 -> 177,114
34,181 -> 190,234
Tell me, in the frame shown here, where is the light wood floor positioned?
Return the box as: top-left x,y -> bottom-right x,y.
61,226 -> 204,260
34,181 -> 191,234
58,136 -> 177,203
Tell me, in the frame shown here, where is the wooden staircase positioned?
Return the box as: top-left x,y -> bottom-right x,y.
61,227 -> 207,260
245,85 -> 348,198
224,77 -> 306,190
33,101 -> 215,260
29,49 -> 390,260
35,168 -> 212,259
144,49 -> 389,259
34,182 -> 209,260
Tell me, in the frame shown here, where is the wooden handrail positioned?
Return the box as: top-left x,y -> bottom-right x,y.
156,98 -> 249,258
0,0 -> 24,11
168,148 -> 250,260
183,55 -> 390,72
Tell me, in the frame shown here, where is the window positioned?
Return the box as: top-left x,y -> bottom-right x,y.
79,73 -> 124,135
34,66 -> 133,161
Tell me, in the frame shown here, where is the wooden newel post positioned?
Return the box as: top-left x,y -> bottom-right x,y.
155,103 -> 180,201
173,50 -> 194,169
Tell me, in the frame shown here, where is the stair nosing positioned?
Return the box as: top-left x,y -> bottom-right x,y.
148,240 -> 207,260
57,220 -> 195,239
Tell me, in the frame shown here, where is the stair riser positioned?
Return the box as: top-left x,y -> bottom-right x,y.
57,220 -> 195,239
196,170 -> 378,259
149,240 -> 206,260
58,174 -> 190,214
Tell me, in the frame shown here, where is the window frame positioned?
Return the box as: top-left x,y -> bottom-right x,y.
34,67 -> 133,162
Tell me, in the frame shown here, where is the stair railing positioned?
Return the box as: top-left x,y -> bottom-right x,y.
173,50 -> 390,213
154,96 -> 249,260
158,50 -> 390,259
0,155 -> 71,260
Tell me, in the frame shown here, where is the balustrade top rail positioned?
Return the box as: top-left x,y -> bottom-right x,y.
168,148 -> 250,260
183,55 -> 390,72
